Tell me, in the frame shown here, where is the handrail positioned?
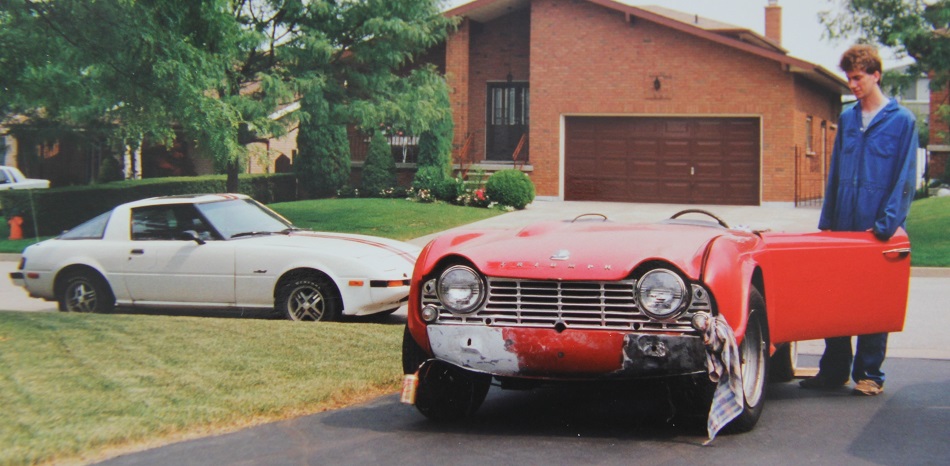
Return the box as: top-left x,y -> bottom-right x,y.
511,132 -> 527,169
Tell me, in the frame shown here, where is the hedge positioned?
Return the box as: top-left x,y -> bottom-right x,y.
0,173 -> 296,237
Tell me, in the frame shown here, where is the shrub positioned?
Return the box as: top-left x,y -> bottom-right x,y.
485,169 -> 535,210
361,131 -> 397,196
296,122 -> 350,199
97,156 -> 124,183
413,84 -> 453,191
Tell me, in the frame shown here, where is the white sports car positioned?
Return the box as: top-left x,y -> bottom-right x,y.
9,194 -> 420,321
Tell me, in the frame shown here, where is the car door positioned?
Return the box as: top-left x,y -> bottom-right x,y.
121,204 -> 236,306
758,229 -> 911,343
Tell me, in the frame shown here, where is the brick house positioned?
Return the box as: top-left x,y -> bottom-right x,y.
441,0 -> 848,205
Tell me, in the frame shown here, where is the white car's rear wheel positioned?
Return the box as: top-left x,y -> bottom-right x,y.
59,272 -> 115,314
278,277 -> 340,321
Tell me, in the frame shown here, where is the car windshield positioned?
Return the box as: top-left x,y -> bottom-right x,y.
195,198 -> 295,239
60,211 -> 111,239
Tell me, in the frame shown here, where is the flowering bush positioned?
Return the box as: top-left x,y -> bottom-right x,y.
407,187 -> 436,203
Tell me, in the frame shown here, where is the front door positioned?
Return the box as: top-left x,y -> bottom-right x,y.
121,204 -> 236,306
759,230 -> 912,343
486,83 -> 529,162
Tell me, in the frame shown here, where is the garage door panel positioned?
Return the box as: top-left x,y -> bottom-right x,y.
565,117 -> 760,205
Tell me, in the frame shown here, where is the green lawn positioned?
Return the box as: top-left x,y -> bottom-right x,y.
906,196 -> 950,267
0,312 -> 403,465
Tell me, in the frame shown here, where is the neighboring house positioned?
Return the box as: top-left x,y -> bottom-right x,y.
438,0 -> 848,205
888,64 -> 930,121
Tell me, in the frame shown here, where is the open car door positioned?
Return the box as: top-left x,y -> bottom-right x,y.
757,229 -> 911,344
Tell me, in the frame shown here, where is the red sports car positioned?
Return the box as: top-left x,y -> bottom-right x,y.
401,210 -> 911,433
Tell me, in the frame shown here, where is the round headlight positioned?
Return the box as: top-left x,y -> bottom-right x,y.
636,269 -> 688,319
437,265 -> 485,314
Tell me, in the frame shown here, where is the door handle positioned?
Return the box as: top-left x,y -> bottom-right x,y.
130,249 -> 145,255
882,247 -> 910,259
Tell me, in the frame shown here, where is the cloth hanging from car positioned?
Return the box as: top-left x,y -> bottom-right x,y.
698,313 -> 744,444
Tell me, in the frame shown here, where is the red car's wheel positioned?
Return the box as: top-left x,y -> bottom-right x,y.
414,360 -> 491,422
727,286 -> 769,432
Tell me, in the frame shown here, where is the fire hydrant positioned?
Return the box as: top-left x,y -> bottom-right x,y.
8,215 -> 23,240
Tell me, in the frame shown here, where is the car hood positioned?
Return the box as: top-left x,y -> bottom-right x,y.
241,231 -> 419,263
430,221 -> 731,281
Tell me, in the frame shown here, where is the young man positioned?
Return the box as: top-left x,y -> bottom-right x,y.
799,44 -> 918,396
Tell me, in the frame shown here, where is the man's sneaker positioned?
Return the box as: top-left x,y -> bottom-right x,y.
799,375 -> 849,390
852,379 -> 884,396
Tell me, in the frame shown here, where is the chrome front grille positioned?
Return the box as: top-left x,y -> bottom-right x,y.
421,277 -> 711,333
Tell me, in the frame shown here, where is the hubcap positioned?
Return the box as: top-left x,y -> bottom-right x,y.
288,285 -> 325,321
740,313 -> 766,406
67,281 -> 97,313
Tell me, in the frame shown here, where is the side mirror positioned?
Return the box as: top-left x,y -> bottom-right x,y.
180,230 -> 206,245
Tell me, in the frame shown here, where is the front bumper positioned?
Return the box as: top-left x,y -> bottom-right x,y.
426,325 -> 706,380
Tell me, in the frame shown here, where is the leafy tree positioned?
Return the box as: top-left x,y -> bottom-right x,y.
361,130 -> 397,196
820,0 -> 950,143
291,1 -> 456,198
0,0 -> 455,192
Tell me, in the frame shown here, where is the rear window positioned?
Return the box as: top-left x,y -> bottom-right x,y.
59,211 -> 111,239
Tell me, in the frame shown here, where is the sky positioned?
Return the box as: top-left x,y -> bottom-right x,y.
442,0 -> 912,74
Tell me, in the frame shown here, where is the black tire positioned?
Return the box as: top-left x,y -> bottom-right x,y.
59,271 -> 115,314
769,341 -> 798,383
727,287 -> 769,432
414,359 -> 491,422
276,276 -> 341,322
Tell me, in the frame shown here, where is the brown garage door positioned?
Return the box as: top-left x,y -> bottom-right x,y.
565,117 -> 760,205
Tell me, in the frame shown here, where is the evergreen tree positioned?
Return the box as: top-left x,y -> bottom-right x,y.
295,96 -> 351,198
413,84 -> 454,191
362,131 -> 397,196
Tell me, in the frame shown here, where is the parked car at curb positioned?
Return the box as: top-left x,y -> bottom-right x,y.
401,209 -> 911,432
9,194 -> 419,321
0,166 -> 50,190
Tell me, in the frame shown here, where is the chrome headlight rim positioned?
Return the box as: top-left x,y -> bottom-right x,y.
436,265 -> 486,315
636,268 -> 689,320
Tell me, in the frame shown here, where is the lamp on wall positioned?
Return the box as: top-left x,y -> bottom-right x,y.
653,77 -> 661,91
507,71 -> 513,83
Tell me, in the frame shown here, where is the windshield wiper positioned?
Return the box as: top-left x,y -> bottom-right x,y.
230,231 -> 275,239
278,227 -> 304,235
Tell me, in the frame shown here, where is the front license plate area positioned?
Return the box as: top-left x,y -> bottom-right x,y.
621,334 -> 705,376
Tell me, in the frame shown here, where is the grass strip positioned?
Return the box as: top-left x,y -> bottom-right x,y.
0,312 -> 403,465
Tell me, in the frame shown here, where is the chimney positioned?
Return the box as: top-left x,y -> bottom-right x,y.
765,0 -> 782,46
